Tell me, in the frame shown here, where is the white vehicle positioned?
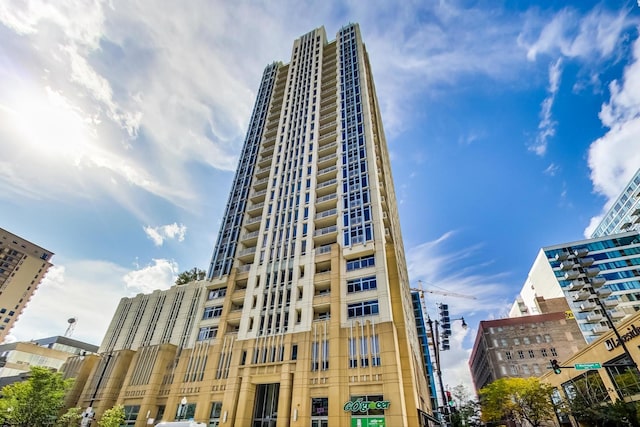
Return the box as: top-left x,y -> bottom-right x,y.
154,422 -> 207,427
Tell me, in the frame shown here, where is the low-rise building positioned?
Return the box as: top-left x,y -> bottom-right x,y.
0,335 -> 98,386
540,311 -> 640,425
469,308 -> 586,392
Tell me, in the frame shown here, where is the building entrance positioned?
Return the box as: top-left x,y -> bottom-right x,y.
252,383 -> 280,427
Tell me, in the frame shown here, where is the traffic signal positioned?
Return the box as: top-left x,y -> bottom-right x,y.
439,304 -> 451,337
550,359 -> 562,374
446,390 -> 454,407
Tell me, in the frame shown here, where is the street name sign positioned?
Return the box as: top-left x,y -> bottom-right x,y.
575,362 -> 601,370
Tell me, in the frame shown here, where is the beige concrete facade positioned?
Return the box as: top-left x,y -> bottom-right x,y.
64,23 -> 434,427
0,228 -> 54,343
541,311 -> 640,409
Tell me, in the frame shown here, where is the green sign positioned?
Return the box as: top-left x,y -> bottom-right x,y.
351,417 -> 386,427
344,399 -> 391,413
575,362 -> 602,370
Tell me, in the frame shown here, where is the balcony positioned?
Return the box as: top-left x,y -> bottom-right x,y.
315,208 -> 337,228
237,247 -> 257,262
231,288 -> 246,304
318,141 -> 338,157
244,216 -> 262,231
320,105 -> 338,117
264,125 -> 278,139
574,248 -> 589,257
584,267 -> 601,277
315,245 -> 332,256
258,155 -> 273,167
597,288 -> 612,298
591,277 -> 606,288
240,230 -> 259,245
317,165 -> 337,178
236,264 -> 252,275
318,131 -> 337,146
592,325 -> 609,335
579,257 -> 595,267
564,270 -> 580,280
319,108 -> 337,125
315,194 -> 337,211
255,166 -> 271,179
227,308 -> 243,323
586,313 -> 603,323
555,252 -> 570,261
317,152 -> 337,168
314,225 -> 338,238
610,310 -> 626,320
313,289 -> 331,307
247,202 -> 264,215
250,189 -> 267,202
560,261 -> 575,271
573,291 -> 591,302
316,178 -> 338,197
318,121 -> 337,134
253,177 -> 269,190
579,302 -> 596,312
261,144 -> 275,156
602,299 -> 619,309
567,280 -> 585,291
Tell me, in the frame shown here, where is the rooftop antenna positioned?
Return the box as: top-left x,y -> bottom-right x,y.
64,317 -> 77,337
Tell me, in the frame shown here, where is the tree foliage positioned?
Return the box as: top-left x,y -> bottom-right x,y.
479,377 -> 556,427
0,366 -> 73,427
98,405 -> 125,427
448,384 -> 482,427
175,267 -> 206,285
55,407 -> 83,427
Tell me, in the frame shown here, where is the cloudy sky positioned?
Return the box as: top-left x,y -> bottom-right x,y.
2,0 -> 640,394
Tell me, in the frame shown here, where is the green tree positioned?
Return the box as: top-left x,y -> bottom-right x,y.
449,384 -> 482,427
479,377 -> 556,427
175,267 -> 206,285
97,405 -> 125,427
55,407 -> 83,427
0,366 -> 73,427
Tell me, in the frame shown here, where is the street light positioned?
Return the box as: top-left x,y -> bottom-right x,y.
179,397 -> 187,421
427,313 -> 468,426
555,247 -> 639,398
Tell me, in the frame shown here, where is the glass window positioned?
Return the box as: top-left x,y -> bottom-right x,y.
198,326 -> 218,341
346,255 -> 375,271
311,397 -> 328,417
346,276 -> 377,293
209,402 -> 223,427
606,355 -> 640,397
203,306 -> 223,319
347,300 -> 379,318
123,405 -> 140,426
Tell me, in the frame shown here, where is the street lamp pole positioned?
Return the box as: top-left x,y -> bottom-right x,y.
179,397 -> 187,421
427,315 -> 468,426
427,316 -> 448,426
560,248 -> 639,398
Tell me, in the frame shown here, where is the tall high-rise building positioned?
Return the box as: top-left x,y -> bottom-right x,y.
591,168 -> 640,238
513,231 -> 640,343
0,228 -> 54,343
67,24 -> 435,427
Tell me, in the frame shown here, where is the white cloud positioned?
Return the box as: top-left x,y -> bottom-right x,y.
585,36 -> 640,236
543,163 -> 560,176
520,6 -> 636,62
530,58 -> 562,156
144,223 -> 187,246
406,232 -> 516,390
123,258 -> 178,294
10,261 -> 129,345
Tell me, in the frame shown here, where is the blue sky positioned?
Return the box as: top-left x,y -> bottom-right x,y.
1,0 -> 640,393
